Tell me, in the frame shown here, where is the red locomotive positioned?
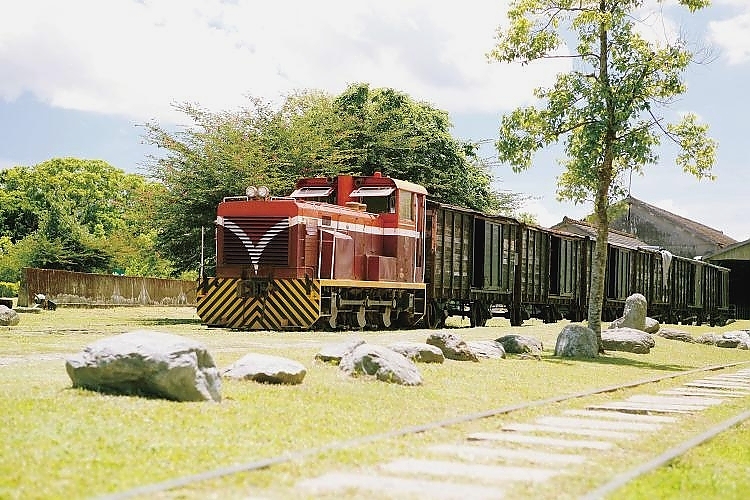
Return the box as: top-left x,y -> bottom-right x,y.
197,173 -> 429,329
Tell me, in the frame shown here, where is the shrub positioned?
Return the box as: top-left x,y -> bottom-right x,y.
0,281 -> 19,297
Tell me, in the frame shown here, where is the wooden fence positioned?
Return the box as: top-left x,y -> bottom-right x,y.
18,268 -> 196,307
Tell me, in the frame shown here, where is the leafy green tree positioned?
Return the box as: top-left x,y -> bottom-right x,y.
332,83 -> 517,212
489,0 -> 715,347
5,203 -> 112,278
0,158 -> 171,278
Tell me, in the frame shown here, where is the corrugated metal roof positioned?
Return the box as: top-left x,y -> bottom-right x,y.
550,217 -> 649,250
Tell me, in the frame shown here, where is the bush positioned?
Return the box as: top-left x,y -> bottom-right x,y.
0,281 -> 19,297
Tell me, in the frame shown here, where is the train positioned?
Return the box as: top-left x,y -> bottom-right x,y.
196,173 -> 731,330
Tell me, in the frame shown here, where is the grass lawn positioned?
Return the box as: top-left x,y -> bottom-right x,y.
1,306 -> 749,499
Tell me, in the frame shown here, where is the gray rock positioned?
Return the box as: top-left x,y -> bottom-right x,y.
658,328 -> 694,343
315,339 -> 366,365
426,331 -> 479,362
554,324 -> 598,358
602,327 -> 655,354
339,344 -> 422,385
388,342 -> 445,363
0,305 -> 19,326
643,317 -> 660,334
608,293 -> 647,331
223,353 -> 306,384
466,340 -> 506,359
495,334 -> 543,356
717,330 -> 750,349
695,333 -> 721,345
65,330 -> 221,402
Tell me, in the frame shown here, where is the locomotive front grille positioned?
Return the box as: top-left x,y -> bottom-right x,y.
222,216 -> 289,267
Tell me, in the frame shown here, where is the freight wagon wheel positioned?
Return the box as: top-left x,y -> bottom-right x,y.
425,301 -> 443,329
509,306 -> 523,327
469,302 -> 488,328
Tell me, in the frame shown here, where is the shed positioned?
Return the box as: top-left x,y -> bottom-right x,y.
704,239 -> 750,319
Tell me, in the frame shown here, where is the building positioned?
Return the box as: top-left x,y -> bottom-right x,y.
704,239 -> 750,319
610,195 -> 736,258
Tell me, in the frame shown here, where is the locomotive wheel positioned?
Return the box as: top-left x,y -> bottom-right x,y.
379,307 -> 392,329
353,306 -> 366,329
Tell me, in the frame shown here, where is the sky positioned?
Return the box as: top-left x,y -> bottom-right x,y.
1,0 -> 749,242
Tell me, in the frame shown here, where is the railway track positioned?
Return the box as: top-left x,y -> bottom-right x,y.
102,361 -> 750,499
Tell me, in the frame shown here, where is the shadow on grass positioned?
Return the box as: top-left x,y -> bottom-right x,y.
541,353 -> 697,372
137,318 -> 203,326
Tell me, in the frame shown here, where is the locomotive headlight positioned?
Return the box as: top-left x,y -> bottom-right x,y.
245,186 -> 258,198
257,185 -> 270,198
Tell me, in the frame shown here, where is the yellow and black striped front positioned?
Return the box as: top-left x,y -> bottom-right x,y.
197,277 -> 321,330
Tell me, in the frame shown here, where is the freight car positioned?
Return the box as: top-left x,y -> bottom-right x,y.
197,173 -> 731,330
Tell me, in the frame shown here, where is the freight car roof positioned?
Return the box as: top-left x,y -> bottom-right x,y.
550,216 -> 649,250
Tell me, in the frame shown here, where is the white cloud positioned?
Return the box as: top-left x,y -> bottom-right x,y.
0,0 -> 572,124
707,0 -> 750,65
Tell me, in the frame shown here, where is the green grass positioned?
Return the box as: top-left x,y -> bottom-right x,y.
1,307 -> 749,499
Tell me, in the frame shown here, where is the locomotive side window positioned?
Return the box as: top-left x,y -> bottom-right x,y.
399,192 -> 415,221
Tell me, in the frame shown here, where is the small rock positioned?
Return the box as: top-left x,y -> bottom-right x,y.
223,353 -> 306,384
340,344 -> 422,386
0,305 -> 20,326
388,342 -> 445,363
555,324 -> 598,358
426,331 -> 478,361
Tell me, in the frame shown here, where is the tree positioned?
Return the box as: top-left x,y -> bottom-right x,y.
332,83 -> 517,212
0,158 -> 171,279
145,85 -> 528,273
489,0 -> 716,350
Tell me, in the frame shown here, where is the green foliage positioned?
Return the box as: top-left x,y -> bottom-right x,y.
145,84 -> 523,273
489,0 -> 715,334
0,281 -> 18,297
0,158 -> 173,278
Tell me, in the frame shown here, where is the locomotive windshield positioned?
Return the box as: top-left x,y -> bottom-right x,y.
349,186 -> 396,214
289,186 -> 335,203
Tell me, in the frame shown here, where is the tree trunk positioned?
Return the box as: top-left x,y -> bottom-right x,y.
588,182 -> 610,353
588,0 -> 613,354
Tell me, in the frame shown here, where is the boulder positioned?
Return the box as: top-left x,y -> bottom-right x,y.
602,327 -> 655,354
695,333 -> 720,345
340,344 -> 422,386
223,353 -> 306,384
426,331 -> 478,361
388,342 -> 445,363
716,331 -> 750,349
608,293 -> 647,331
554,324 -> 598,358
467,340 -> 506,359
65,330 -> 221,402
643,317 -> 660,334
0,305 -> 20,326
314,339 -> 366,365
658,328 -> 695,343
495,334 -> 543,356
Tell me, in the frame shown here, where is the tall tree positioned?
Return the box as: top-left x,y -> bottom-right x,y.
489,0 -> 715,349
145,85 -> 528,273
